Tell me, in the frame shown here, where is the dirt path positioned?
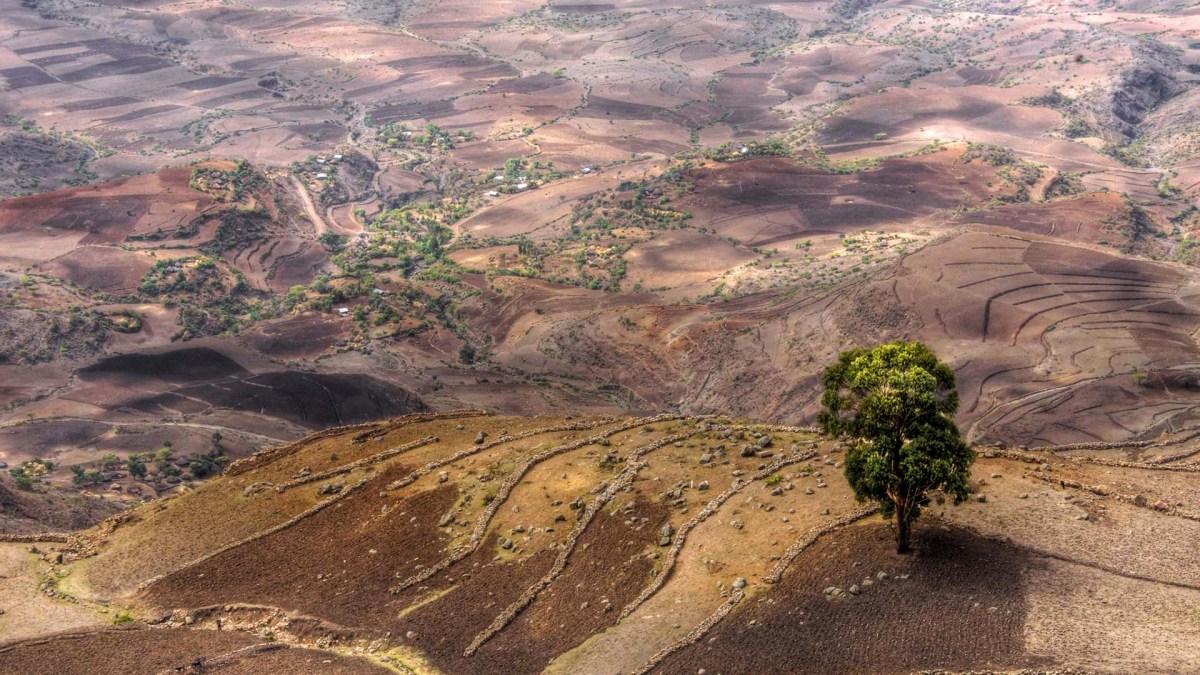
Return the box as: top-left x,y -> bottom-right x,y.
0,417 -> 290,447
291,175 -> 332,237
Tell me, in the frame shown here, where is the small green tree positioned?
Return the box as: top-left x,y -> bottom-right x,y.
126,456 -> 147,479
819,341 -> 974,553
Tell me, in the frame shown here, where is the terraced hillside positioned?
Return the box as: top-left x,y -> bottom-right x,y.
4,0 -> 1200,525
4,410 -> 1198,673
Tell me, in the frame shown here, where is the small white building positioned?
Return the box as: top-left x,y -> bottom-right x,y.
516,182 -> 529,190
493,174 -> 505,181
336,307 -> 350,316
333,154 -> 344,160
316,157 -> 327,164
487,190 -> 499,197
316,172 -> 328,179
581,166 -> 592,174
740,146 -> 749,155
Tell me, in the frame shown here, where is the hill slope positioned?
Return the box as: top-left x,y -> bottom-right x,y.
4,410 -> 1198,674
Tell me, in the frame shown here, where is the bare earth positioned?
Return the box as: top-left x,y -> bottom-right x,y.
1,0 -> 1200,671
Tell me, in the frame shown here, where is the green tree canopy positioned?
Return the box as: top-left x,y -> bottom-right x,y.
819,341 -> 974,553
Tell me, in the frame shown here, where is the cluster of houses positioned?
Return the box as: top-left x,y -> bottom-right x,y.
311,153 -> 344,181
484,165 -> 594,198
335,287 -> 389,317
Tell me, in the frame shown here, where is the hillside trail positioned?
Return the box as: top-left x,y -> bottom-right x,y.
291,175 -> 344,238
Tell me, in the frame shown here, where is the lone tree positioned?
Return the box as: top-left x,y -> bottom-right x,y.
819,341 -> 974,553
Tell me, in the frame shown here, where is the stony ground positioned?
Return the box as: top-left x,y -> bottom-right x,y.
2,411 -> 1196,674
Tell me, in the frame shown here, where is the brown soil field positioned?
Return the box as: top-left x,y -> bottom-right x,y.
3,414 -> 1192,674
35,246 -> 154,294
674,151 -> 998,247
72,344 -> 427,429
3,0 -> 1197,480
0,627 -> 390,674
241,312 -> 350,360
958,191 -> 1132,245
3,0 -> 1200,668
0,168 -> 215,251
624,231 -> 755,294
659,522 -> 1036,675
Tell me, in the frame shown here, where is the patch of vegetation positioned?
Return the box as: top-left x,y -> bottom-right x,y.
198,209 -> 270,255
375,122 -> 471,151
138,256 -> 276,339
700,140 -> 790,162
1061,116 -> 1093,139
10,459 -> 55,491
189,160 -> 263,202
1043,172 -> 1084,199
1102,138 -> 1150,168
108,310 -> 142,334
0,307 -> 110,364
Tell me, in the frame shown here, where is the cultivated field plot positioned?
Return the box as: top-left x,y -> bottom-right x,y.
3,4 -> 1200,671
891,231 -> 1200,445
5,413 -> 1194,674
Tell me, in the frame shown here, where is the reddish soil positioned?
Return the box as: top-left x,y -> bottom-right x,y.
76,347 -> 426,428
472,496 -> 670,674
142,469 -> 456,631
79,347 -> 250,384
0,627 -> 388,674
659,522 -> 1041,675
0,168 -> 214,245
391,540 -> 557,672
676,153 -> 996,246
164,372 -> 428,429
960,192 -> 1133,246
36,246 -> 153,293
242,313 -> 349,360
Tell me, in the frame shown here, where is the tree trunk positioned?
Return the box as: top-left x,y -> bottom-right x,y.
895,505 -> 912,554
